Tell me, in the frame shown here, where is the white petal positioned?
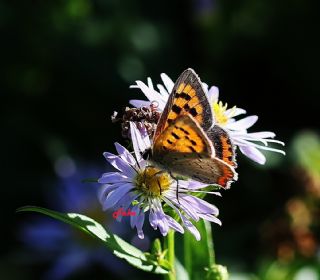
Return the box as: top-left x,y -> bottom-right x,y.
207,86 -> 219,103
173,197 -> 199,221
160,73 -> 174,93
147,77 -> 154,90
163,196 -> 200,240
226,115 -> 258,130
198,214 -> 222,225
136,211 -> 145,239
103,152 -> 136,178
115,142 -> 136,166
202,82 -> 209,93
165,215 -> 184,233
178,179 -> 208,190
239,145 -> 266,164
130,122 -> 143,162
133,81 -> 164,103
231,132 -> 270,146
98,184 -> 119,204
129,99 -> 151,108
117,192 -> 140,212
225,107 -> 246,117
130,204 -> 140,228
248,131 -> 276,139
103,183 -> 135,210
237,139 -> 286,155
182,216 -> 200,241
181,195 -> 219,216
98,172 -> 130,184
129,122 -> 151,165
156,84 -> 170,98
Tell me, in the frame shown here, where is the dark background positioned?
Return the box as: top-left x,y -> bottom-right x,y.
1,0 -> 320,279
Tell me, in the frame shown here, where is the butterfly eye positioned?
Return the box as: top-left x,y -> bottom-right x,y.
142,148 -> 152,160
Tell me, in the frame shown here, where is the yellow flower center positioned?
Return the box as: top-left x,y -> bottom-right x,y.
213,101 -> 236,126
135,167 -> 171,197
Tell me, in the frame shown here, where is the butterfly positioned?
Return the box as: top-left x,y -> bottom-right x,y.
144,68 -> 237,189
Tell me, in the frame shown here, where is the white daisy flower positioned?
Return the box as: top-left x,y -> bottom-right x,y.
98,123 -> 221,240
129,72 -> 285,165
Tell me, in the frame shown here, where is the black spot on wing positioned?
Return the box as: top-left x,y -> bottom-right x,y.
189,108 -> 197,117
179,126 -> 190,135
171,132 -> 180,139
190,140 -> 197,146
172,104 -> 182,114
176,92 -> 191,101
188,146 -> 197,153
183,103 -> 190,110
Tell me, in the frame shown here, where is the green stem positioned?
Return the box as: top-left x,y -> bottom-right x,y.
204,220 -> 215,265
164,230 -> 176,280
184,231 -> 192,277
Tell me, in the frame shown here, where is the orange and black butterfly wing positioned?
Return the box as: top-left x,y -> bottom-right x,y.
153,115 -> 237,188
207,125 -> 237,168
154,68 -> 214,141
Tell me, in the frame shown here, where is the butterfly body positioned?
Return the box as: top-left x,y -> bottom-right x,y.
149,68 -> 237,188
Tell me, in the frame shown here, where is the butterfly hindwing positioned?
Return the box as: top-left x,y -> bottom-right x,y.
207,125 -> 237,167
154,68 -> 213,140
172,156 -> 237,189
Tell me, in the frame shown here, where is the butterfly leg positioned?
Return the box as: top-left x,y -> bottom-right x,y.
151,169 -> 166,196
157,179 -> 162,196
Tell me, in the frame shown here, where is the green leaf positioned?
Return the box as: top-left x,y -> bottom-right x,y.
178,219 -> 215,280
144,238 -> 171,271
205,264 -> 229,280
16,206 -> 169,274
176,258 -> 190,280
151,238 -> 162,255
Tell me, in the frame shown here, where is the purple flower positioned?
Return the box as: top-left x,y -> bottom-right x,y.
20,163 -> 133,280
98,123 -> 221,241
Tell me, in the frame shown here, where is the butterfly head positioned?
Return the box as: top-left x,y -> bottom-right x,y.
142,148 -> 153,161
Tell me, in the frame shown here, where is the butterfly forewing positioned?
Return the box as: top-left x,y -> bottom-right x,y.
151,68 -> 237,188
153,114 -> 213,156
154,68 -> 214,141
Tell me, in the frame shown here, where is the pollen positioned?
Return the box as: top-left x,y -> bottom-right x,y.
213,101 -> 236,126
134,167 -> 171,197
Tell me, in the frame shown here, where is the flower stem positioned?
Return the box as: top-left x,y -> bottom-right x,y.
184,231 -> 192,277
164,230 -> 175,280
204,220 -> 215,265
